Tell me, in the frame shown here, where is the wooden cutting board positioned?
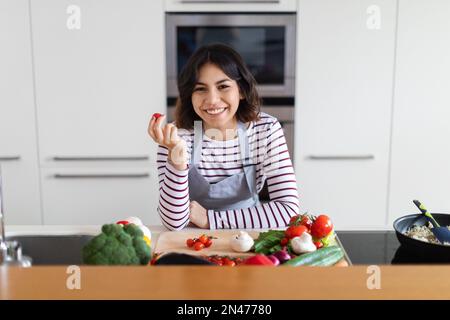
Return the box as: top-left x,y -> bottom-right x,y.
154,230 -> 260,258
154,230 -> 351,266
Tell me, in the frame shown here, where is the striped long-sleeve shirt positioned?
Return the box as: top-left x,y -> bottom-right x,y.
156,112 -> 300,230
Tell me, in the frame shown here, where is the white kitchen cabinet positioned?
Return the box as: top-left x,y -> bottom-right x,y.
0,0 -> 42,225
31,0 -> 165,164
30,0 -> 165,225
40,167 -> 158,225
295,0 -> 397,229
388,0 -> 450,224
165,0 -> 297,12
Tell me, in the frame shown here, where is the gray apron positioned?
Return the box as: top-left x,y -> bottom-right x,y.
188,121 -> 260,211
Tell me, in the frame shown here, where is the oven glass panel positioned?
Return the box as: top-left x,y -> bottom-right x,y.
177,26 -> 285,85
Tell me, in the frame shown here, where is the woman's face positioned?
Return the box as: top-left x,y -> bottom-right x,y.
191,63 -> 243,131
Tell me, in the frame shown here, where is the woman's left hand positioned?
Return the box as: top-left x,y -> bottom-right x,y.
189,201 -> 209,229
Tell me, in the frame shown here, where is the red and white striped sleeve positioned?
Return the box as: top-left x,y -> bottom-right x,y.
156,145 -> 190,230
207,120 -> 300,229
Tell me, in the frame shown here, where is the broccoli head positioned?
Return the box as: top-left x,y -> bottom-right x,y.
82,223 -> 151,265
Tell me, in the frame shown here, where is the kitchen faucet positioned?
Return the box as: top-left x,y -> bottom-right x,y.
0,166 -> 32,266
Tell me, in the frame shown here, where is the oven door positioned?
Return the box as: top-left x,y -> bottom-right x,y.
166,13 -> 296,97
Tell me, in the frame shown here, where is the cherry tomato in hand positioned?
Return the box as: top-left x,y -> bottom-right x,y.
311,215 -> 333,239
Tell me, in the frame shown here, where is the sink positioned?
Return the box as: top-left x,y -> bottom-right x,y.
5,234 -> 94,265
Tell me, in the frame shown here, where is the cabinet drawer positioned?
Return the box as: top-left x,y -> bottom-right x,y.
41,167 -> 160,225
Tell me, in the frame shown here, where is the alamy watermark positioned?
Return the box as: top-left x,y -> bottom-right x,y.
66,265 -> 81,290
366,265 -> 381,290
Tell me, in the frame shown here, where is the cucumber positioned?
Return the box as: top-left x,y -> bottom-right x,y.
283,246 -> 344,267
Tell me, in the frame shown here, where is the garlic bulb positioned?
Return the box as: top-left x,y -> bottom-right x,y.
291,232 -> 317,254
230,231 -> 254,253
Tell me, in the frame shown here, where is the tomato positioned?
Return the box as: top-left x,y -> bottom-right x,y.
223,258 -> 236,267
289,215 -> 300,225
285,225 -> 308,239
194,242 -> 205,251
280,237 -> 289,246
198,234 -> 209,245
300,215 -> 313,230
204,238 -> 213,248
314,241 -> 324,249
186,238 -> 195,247
311,215 -> 333,239
152,113 -> 163,119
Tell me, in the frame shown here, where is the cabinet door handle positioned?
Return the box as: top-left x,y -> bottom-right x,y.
53,156 -> 149,161
0,156 -> 21,161
54,173 -> 150,179
180,0 -> 279,3
307,155 -> 375,160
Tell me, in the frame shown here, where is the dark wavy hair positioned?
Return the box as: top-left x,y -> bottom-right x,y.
175,44 -> 261,129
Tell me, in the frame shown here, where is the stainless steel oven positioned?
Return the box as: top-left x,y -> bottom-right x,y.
165,12 -> 297,176
165,13 -> 296,98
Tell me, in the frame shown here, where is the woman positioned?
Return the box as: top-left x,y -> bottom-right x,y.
148,44 -> 299,230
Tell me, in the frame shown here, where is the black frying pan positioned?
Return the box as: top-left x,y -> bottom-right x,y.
393,213 -> 450,262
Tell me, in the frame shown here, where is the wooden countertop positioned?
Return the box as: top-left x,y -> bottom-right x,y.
2,265 -> 450,299
3,225 -> 450,299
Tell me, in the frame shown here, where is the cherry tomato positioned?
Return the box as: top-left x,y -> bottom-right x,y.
215,258 -> 223,266
204,238 -> 213,248
152,113 -> 163,119
300,215 -> 313,230
285,225 -> 308,239
280,237 -> 289,246
186,238 -> 195,247
198,234 -> 209,245
311,215 -> 333,239
223,258 -> 236,267
194,242 -> 205,251
314,241 -> 324,249
289,215 -> 300,225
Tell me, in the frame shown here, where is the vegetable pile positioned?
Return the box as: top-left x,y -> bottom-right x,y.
247,213 -> 344,266
82,224 -> 151,265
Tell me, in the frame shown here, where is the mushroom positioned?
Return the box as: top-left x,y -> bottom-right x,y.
230,231 -> 254,253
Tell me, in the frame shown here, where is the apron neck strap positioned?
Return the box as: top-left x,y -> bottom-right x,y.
191,120 -> 251,165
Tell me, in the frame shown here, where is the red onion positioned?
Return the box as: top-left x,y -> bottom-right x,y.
266,255 -> 280,266
273,249 -> 292,264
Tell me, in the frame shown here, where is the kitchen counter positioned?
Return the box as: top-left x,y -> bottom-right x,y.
2,226 -> 450,299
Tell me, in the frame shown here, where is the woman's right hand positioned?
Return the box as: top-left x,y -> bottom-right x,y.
148,114 -> 188,170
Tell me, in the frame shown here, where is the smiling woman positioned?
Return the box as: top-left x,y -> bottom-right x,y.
148,44 -> 300,230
